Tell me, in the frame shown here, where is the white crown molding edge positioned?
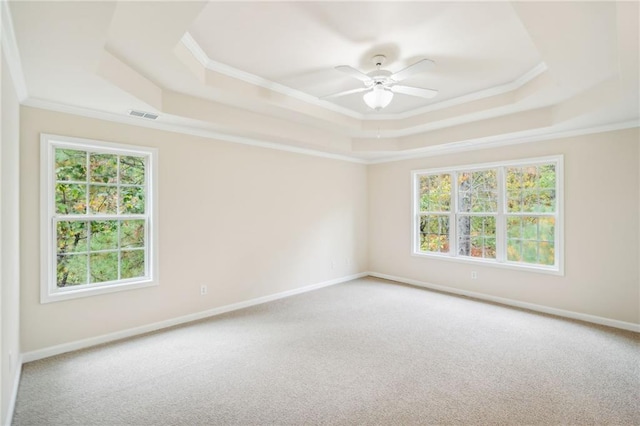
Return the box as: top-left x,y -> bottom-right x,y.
369,272 -> 640,333
1,0 -> 28,102
23,98 -> 639,166
371,62 -> 548,121
22,98 -> 368,164
181,32 -> 547,123
180,32 -> 362,120
4,354 -> 22,426
21,272 -> 369,363
360,102 -> 535,139
367,119 -> 640,164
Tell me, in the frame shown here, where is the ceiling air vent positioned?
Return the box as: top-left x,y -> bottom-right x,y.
128,110 -> 159,120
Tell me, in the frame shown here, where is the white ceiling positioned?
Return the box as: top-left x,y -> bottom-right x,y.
189,2 -> 541,114
5,1 -> 639,162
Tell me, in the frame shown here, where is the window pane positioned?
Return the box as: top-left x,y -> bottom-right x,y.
507,217 -> 521,238
506,164 -> 556,213
90,153 -> 118,184
89,185 -> 118,214
539,217 -> 555,242
484,238 -> 496,259
419,174 -> 451,212
522,190 -> 538,213
120,156 -> 145,185
538,164 -> 556,189
90,220 -> 118,251
57,254 -> 87,287
538,190 -> 556,212
120,186 -> 145,214
506,190 -> 521,213
121,220 -> 145,248
55,149 -> 86,182
522,241 -> 538,263
521,216 -> 538,240
506,215 -> 555,266
121,250 -> 145,279
538,242 -> 555,265
57,221 -> 87,253
56,183 -> 87,214
419,215 -> 449,253
458,170 -> 497,213
507,239 -> 522,262
90,252 -> 119,283
458,215 -> 495,258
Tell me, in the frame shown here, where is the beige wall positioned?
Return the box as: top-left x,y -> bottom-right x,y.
368,128 -> 640,324
1,49 -> 21,424
20,106 -> 368,352
16,104 -> 640,357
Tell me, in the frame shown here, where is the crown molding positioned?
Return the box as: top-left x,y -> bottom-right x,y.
22,98 -> 368,164
22,98 -> 638,166
370,62 -> 548,121
1,0 -> 28,102
181,32 -> 547,123
180,32 -> 362,120
367,119 -> 640,164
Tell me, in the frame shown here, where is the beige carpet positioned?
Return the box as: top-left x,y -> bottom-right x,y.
12,277 -> 640,425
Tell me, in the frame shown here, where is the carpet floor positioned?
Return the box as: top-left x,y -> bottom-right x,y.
12,277 -> 640,425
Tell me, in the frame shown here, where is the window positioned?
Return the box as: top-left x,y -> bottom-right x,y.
41,134 -> 158,303
412,156 -> 563,274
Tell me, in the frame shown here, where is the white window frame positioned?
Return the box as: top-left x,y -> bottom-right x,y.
411,155 -> 564,275
40,134 -> 159,303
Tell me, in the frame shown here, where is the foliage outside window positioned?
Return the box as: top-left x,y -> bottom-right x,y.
413,156 -> 562,273
41,134 -> 158,303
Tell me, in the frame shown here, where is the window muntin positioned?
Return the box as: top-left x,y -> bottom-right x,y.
42,134 -> 158,303
412,156 -> 562,273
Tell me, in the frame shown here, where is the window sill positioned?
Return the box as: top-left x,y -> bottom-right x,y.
411,251 -> 564,276
41,278 -> 158,304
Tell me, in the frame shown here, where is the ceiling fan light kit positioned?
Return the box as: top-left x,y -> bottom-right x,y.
324,54 -> 439,112
363,84 -> 394,110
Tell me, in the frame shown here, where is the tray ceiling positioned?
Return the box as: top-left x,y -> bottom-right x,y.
5,1 -> 639,162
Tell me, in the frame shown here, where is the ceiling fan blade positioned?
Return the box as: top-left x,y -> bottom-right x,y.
391,85 -> 439,99
390,59 -> 435,82
320,86 -> 369,100
335,65 -> 372,83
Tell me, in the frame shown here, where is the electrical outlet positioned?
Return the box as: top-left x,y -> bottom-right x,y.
345,257 -> 351,266
471,271 -> 478,279
200,285 -> 208,296
8,351 -> 13,367
331,260 -> 336,270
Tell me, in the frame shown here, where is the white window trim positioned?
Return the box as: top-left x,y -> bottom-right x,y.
411,155 -> 564,276
40,134 -> 159,303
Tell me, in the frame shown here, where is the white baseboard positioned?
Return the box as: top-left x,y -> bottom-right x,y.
4,355 -> 22,426
22,272 -> 368,363
368,272 -> 640,333
21,270 -> 638,364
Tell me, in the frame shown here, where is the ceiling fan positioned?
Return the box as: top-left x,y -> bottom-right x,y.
322,55 -> 438,111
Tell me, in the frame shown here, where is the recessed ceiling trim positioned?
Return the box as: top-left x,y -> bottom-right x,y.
1,0 -> 29,102
367,120 -> 640,164
22,98 -> 638,167
23,97 -> 368,164
369,62 -> 548,121
182,32 -> 548,123
180,32 -> 362,119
